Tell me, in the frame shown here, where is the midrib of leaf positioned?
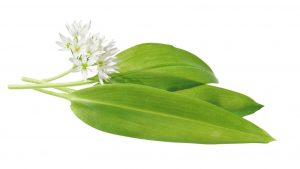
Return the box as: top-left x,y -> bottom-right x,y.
71,102 -> 169,135
112,64 -> 216,79
70,96 -> 267,140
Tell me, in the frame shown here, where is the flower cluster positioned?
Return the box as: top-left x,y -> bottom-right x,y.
56,21 -> 119,84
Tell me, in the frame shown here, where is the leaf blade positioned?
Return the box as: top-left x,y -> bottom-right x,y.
175,85 -> 263,116
92,43 -> 218,90
69,84 -> 274,144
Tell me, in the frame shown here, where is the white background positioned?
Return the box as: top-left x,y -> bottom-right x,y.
1,0 -> 300,168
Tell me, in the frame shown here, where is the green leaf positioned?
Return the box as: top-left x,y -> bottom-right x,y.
68,84 -> 274,144
175,85 -> 263,117
93,43 -> 218,91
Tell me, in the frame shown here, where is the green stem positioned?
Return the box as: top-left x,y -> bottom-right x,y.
21,76 -> 75,93
43,66 -> 75,82
33,88 -> 70,99
8,80 -> 94,89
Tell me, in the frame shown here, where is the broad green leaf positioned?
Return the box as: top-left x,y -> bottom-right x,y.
92,43 -> 218,91
68,84 -> 274,144
175,85 -> 263,117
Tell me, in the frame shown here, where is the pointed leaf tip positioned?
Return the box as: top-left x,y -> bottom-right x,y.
175,85 -> 265,117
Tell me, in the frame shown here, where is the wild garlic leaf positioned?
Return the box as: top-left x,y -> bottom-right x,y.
68,84 -> 274,144
92,43 -> 218,91
175,85 -> 263,117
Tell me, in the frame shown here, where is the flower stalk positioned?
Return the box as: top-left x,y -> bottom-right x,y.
42,66 -> 75,82
8,80 -> 93,89
33,88 -> 70,99
21,76 -> 75,93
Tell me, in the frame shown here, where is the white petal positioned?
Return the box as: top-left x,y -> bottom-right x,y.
59,33 -> 68,42
79,54 -> 85,62
87,66 -> 96,73
56,41 -> 65,48
106,61 -> 117,67
103,56 -> 115,61
87,21 -> 91,30
98,78 -> 104,85
105,67 -> 117,73
81,21 -> 91,36
66,24 -> 72,35
108,48 -> 119,55
70,57 -> 81,65
102,72 -> 109,79
81,69 -> 88,80
87,58 -> 96,65
73,66 -> 82,72
105,41 -> 115,48
98,70 -> 109,83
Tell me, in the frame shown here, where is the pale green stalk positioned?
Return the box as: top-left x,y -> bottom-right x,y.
21,76 -> 75,93
43,66 -> 75,82
33,88 -> 69,99
8,80 -> 94,89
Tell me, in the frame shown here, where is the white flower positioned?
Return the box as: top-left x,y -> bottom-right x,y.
56,33 -> 72,51
95,39 -> 119,85
103,40 -> 119,57
70,54 -> 95,80
66,21 -> 91,38
70,37 -> 87,55
85,33 -> 104,57
57,21 -> 119,83
57,21 -> 91,55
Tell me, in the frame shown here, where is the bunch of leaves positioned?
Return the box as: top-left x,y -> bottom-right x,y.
8,43 -> 274,144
